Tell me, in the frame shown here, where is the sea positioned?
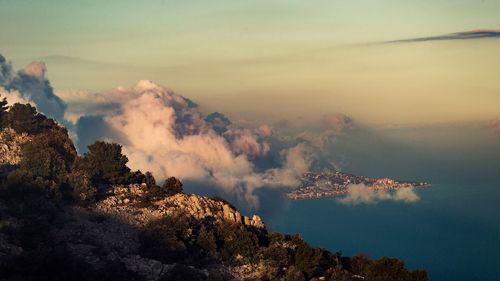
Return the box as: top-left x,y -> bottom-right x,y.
258,126 -> 500,281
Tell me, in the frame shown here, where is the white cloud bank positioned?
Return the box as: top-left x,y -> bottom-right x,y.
0,52 -> 354,208
339,184 -> 420,205
62,80 -> 310,207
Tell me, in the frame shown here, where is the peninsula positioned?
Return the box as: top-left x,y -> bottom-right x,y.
287,171 -> 430,200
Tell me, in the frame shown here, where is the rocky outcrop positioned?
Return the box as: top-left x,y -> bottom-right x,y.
222,204 -> 264,228
0,128 -> 32,165
95,184 -> 265,229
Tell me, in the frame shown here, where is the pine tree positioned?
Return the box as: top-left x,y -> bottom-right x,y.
144,171 -> 156,188
83,141 -> 131,185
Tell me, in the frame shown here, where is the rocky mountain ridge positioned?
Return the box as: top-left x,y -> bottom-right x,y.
96,184 -> 264,229
0,101 -> 428,281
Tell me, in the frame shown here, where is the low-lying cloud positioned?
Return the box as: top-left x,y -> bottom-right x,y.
0,53 -> 354,208
0,55 -> 67,121
339,184 -> 420,205
59,80 -> 316,207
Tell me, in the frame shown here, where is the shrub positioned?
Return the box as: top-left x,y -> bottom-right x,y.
15,129 -> 77,200
350,254 -> 371,275
261,240 -> 290,267
143,171 -> 156,188
293,242 -> 323,279
130,170 -> 147,184
217,222 -> 259,262
20,137 -> 68,182
1,170 -> 59,249
163,176 -> 183,196
195,224 -> 217,257
68,162 -> 97,205
139,216 -> 191,263
409,269 -> 428,281
361,256 -> 427,281
143,176 -> 184,201
2,169 -> 49,202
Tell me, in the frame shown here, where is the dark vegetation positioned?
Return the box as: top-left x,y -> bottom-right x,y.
143,176 -> 184,202
139,216 -> 428,281
0,99 -> 427,280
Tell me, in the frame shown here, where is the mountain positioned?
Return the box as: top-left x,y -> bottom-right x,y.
0,99 -> 427,281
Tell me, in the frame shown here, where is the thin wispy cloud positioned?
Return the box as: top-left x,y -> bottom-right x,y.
386,29 -> 500,43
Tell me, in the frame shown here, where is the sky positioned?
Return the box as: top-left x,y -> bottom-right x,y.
1,0 -> 500,124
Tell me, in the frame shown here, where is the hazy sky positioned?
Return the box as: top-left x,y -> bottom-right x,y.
1,0 -> 499,124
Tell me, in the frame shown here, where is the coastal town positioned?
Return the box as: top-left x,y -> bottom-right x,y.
287,171 -> 430,200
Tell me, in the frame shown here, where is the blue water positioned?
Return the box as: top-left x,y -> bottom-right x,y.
262,183 -> 499,281
258,127 -> 500,281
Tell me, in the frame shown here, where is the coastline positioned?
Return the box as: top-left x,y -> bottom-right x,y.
286,171 -> 431,201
